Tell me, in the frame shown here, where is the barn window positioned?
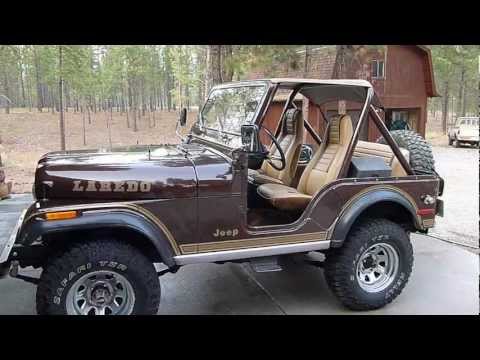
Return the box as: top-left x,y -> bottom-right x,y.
372,60 -> 384,78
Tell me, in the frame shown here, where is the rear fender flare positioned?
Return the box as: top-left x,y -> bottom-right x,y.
330,189 -> 419,247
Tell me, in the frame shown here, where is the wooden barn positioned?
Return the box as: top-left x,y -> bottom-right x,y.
246,45 -> 439,143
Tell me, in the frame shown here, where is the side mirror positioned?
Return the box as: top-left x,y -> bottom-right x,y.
179,108 -> 187,127
240,124 -> 265,170
241,124 -> 260,152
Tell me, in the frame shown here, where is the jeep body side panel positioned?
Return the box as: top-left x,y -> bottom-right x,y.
174,173 -> 438,257
325,176 -> 439,240
177,151 -> 328,255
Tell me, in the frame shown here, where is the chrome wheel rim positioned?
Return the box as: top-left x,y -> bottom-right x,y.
356,243 -> 399,293
66,271 -> 135,315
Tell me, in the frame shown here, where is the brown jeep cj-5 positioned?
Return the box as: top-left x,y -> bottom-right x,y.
0,79 -> 444,315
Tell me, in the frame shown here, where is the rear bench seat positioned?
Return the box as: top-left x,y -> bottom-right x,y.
353,141 -> 409,177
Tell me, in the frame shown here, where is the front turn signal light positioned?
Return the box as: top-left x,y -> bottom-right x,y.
45,210 -> 78,221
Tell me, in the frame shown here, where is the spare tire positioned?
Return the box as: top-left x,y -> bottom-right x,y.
376,130 -> 435,174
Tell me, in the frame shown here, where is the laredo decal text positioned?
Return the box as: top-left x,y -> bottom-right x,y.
72,180 -> 152,192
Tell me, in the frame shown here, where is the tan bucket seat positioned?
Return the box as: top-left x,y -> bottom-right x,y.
257,114 -> 353,211
250,108 -> 304,186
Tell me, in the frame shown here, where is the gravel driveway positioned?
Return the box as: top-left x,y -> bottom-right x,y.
430,145 -> 479,249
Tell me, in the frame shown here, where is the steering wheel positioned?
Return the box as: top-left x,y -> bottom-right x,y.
261,126 -> 286,171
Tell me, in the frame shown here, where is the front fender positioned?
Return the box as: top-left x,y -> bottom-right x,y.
15,209 -> 177,268
330,189 -> 420,247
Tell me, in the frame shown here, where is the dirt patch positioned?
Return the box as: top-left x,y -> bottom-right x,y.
426,132 -> 449,147
0,109 -> 197,193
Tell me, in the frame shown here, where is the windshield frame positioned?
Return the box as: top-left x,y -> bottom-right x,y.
198,80 -> 270,137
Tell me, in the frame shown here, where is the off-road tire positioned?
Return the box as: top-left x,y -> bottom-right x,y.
377,130 -> 435,174
36,238 -> 160,315
324,218 -> 414,311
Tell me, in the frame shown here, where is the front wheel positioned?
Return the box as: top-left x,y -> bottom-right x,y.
324,219 -> 413,311
36,239 -> 161,315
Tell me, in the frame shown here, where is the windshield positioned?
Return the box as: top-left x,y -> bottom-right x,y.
459,118 -> 479,126
201,85 -> 267,136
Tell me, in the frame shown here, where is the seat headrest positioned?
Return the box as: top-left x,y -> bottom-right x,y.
329,114 -> 353,145
283,108 -> 302,135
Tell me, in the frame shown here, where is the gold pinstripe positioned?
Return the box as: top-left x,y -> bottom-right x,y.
180,231 -> 327,254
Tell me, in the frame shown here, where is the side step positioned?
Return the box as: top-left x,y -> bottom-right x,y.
250,256 -> 282,273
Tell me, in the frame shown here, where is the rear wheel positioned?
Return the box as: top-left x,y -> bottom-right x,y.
324,218 -> 413,311
36,238 -> 161,315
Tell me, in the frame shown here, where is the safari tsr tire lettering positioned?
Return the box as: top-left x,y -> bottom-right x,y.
36,239 -> 160,315
324,218 -> 414,311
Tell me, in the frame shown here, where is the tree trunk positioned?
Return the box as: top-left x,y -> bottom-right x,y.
303,45 -> 311,77
82,104 -> 87,146
141,80 -> 146,116
19,63 -> 26,108
133,88 -> 138,132
165,77 -> 172,111
221,45 -> 234,82
26,69 -> 32,112
87,105 -> 91,124
2,70 -> 10,114
64,82 -> 70,112
33,46 -> 44,112
58,46 -> 66,151
457,67 -> 465,116
441,81 -> 449,134
126,103 -> 130,128
461,80 -> 467,117
205,45 -> 222,94
107,101 -> 113,148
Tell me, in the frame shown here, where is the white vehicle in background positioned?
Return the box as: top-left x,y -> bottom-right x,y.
448,116 -> 479,148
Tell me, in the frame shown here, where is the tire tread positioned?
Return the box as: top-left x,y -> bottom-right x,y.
324,218 -> 414,311
36,238 -> 160,315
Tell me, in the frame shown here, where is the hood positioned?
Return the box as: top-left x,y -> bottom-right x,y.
34,144 -> 232,201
